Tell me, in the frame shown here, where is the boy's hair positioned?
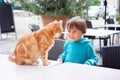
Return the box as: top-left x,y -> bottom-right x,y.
66,16 -> 87,34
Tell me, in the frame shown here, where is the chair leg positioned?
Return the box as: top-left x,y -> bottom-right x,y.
0,25 -> 2,40
15,31 -> 17,39
99,38 -> 102,57
6,33 -> 8,38
103,39 -> 107,46
109,35 -> 111,45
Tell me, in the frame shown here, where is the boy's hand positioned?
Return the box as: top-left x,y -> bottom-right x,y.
84,63 -> 89,65
57,58 -> 63,63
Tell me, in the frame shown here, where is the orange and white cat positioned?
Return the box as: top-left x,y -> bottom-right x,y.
9,20 -> 63,66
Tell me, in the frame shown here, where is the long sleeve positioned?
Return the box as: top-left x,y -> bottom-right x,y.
58,38 -> 98,65
84,43 -> 98,65
58,41 -> 68,62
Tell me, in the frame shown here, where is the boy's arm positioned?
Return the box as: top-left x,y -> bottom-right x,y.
84,45 -> 98,65
57,51 -> 67,63
57,41 -> 68,63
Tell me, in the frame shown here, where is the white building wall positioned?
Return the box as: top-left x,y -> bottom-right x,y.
101,0 -> 118,9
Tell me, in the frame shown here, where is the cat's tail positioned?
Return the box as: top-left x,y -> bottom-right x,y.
8,54 -> 16,62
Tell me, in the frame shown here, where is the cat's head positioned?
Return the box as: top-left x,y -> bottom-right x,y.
46,20 -> 63,34
54,20 -> 63,33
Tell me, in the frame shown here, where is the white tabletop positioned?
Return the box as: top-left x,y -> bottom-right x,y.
84,29 -> 120,37
105,24 -> 120,27
63,29 -> 120,37
0,54 -> 120,80
93,24 -> 120,29
0,54 -> 60,80
40,63 -> 120,80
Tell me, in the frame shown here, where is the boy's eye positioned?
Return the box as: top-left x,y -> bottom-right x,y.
68,30 -> 70,32
73,31 -> 76,32
68,30 -> 77,33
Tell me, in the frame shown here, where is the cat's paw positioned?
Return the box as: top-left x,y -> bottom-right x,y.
43,61 -> 50,66
32,62 -> 39,66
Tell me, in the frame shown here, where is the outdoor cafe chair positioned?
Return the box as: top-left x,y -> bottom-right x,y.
101,45 -> 120,69
85,21 -> 111,46
48,39 -> 66,60
0,2 -> 17,39
29,24 -> 40,32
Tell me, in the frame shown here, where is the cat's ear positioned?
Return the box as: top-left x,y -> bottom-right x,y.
58,20 -> 63,26
54,20 -> 57,23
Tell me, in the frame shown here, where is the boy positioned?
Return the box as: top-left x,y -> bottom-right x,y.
57,16 -> 98,65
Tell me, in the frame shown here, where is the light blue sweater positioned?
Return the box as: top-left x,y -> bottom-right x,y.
58,37 -> 98,65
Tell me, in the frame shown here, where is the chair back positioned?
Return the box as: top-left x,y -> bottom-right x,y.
48,39 -> 66,60
101,45 -> 120,69
0,3 -> 15,33
106,18 -> 115,24
86,21 -> 93,28
29,24 -> 40,32
106,18 -> 115,30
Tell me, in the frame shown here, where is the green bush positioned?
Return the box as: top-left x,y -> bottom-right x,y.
19,0 -> 100,19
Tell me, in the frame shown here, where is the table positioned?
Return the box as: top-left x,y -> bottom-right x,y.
0,54 -> 120,80
85,29 -> 120,44
93,24 -> 120,30
93,24 -> 120,45
84,29 -> 120,55
63,28 -> 120,39
85,28 -> 120,37
0,54 -> 60,80
40,63 -> 120,80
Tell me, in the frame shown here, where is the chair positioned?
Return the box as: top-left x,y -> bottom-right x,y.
85,21 -> 111,45
106,18 -> 120,45
85,21 -> 93,28
48,39 -> 66,60
29,24 -> 40,32
101,45 -> 120,69
0,3 -> 17,39
85,21 -> 111,53
106,17 -> 115,30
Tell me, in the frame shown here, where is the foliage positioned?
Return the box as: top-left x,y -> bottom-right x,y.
19,0 -> 101,19
34,0 -> 77,18
86,0 -> 101,6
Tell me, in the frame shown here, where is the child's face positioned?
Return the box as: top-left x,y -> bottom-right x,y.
68,26 -> 83,42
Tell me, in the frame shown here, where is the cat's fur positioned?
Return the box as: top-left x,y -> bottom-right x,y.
9,20 -> 63,66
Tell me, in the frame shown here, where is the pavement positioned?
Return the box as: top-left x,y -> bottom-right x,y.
0,10 -> 105,65
0,11 -> 43,55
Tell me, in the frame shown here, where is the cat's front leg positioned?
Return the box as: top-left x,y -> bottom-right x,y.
32,61 -> 39,66
41,55 -> 50,66
43,59 -> 50,66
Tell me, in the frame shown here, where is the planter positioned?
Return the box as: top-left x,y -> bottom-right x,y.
40,14 -> 68,39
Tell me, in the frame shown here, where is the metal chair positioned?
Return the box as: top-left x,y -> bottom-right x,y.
101,45 -> 120,69
106,17 -> 115,30
29,24 -> 40,32
0,3 -> 17,39
85,21 -> 111,46
106,18 -> 120,45
85,21 -> 111,55
48,39 -> 66,60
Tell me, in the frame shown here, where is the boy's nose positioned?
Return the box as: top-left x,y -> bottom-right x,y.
69,32 -> 73,36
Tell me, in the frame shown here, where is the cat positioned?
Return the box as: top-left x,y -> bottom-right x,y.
9,20 -> 63,66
